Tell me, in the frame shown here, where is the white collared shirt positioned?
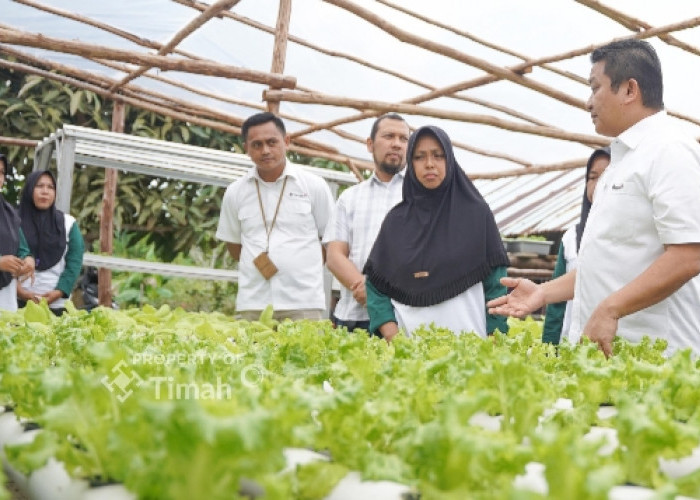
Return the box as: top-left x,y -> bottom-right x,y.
568,111 -> 700,354
216,163 -> 334,311
323,170 -> 405,321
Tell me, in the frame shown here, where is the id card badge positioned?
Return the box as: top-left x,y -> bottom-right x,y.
253,252 -> 278,280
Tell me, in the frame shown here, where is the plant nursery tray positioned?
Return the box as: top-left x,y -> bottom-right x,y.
504,239 -> 553,255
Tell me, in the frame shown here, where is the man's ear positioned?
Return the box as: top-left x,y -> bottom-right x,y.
284,134 -> 291,147
624,78 -> 642,104
366,137 -> 373,154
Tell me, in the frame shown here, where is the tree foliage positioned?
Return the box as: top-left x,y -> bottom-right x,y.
0,64 -> 349,263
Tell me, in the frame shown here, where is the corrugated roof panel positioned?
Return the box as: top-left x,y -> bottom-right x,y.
474,167 -> 586,235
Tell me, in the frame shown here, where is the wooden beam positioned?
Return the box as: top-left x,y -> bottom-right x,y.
111,0 -> 242,90
376,0 -> 586,86
290,144 -> 374,171
11,0 -> 202,59
98,101 -> 125,307
0,58 -> 334,154
290,13 -> 700,138
0,136 -> 38,147
322,0 -> 587,110
0,26 -> 296,87
171,0 -> 553,130
469,159 -> 589,180
267,0 -> 292,115
575,0 -> 700,58
265,89 -> 609,146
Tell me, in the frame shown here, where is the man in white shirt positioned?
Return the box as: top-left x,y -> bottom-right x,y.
324,113 -> 410,332
216,112 -> 334,321
488,39 -> 700,356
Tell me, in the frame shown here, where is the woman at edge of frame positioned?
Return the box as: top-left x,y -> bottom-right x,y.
17,170 -> 84,315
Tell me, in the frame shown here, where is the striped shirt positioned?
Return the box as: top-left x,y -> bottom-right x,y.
323,170 -> 405,321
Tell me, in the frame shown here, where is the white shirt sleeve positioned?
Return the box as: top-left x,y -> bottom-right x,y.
216,183 -> 242,244
309,175 -> 334,238
322,191 -> 350,244
650,142 -> 700,245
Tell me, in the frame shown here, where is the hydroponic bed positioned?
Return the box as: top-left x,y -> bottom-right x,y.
1,301 -> 700,499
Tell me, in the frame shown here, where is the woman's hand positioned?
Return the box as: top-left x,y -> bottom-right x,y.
17,283 -> 40,303
41,290 -> 63,305
379,321 -> 400,342
17,256 -> 35,285
0,255 -> 24,275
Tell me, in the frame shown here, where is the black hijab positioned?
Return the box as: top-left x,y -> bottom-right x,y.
0,154 -> 20,289
363,126 -> 509,307
19,170 -> 66,271
575,146 -> 611,251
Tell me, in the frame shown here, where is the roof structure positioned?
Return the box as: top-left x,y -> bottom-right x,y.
1,0 -> 700,233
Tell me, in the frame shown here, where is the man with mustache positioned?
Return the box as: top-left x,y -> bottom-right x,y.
324,113 -> 410,333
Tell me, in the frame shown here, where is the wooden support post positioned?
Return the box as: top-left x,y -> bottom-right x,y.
98,101 -> 125,307
267,0 -> 292,115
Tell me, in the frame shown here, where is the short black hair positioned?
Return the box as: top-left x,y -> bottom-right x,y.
591,39 -> 663,110
369,113 -> 407,141
241,112 -> 286,143
0,153 -> 7,175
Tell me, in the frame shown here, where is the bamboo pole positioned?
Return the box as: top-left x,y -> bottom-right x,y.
0,136 -> 38,147
576,0 -> 700,58
5,2 -> 565,162
111,0 -> 242,91
98,101 -> 125,307
267,0 -> 292,115
447,139 -> 531,167
469,159 -> 589,180
95,58 -> 369,146
0,58 -> 336,154
97,58 -> 532,166
265,89 -> 609,146
290,144 -> 374,172
376,0 -> 586,85
0,44 -> 234,126
171,0 -> 553,128
291,13 -> 700,137
11,0 -> 203,60
322,0 -> 587,110
0,27 -> 296,88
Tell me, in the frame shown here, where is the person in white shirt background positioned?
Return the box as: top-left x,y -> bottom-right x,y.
488,39 -> 700,357
324,113 -> 410,333
216,112 -> 334,321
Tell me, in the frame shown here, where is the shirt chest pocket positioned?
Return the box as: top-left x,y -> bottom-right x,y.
279,198 -> 315,232
238,205 -> 265,244
603,179 -> 650,242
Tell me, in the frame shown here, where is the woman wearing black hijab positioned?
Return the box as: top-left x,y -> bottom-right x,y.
363,126 -> 509,341
0,154 -> 35,311
17,170 -> 84,315
542,147 -> 611,344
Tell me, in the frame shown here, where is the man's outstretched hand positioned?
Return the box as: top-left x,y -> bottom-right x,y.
487,277 -> 545,318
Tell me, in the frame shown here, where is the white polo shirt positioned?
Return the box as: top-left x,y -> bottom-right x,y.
568,111 -> 700,354
216,163 -> 334,312
322,170 -> 405,321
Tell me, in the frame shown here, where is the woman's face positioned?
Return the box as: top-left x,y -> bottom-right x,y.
32,173 -> 56,210
412,134 -> 446,190
586,155 -> 610,203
